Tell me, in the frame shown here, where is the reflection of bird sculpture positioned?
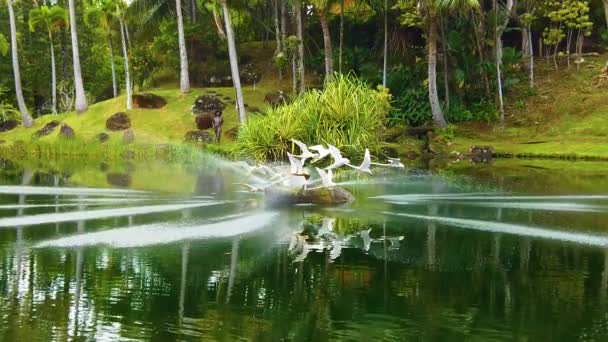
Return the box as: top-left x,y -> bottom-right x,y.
360,228 -> 372,252
330,239 -> 342,261
371,157 -> 405,168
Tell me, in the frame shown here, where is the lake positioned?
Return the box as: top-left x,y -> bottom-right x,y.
1,156 -> 607,341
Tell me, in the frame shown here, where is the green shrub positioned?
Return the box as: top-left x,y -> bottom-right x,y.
236,74 -> 390,161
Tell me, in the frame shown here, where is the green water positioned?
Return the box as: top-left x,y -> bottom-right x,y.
1,157 -> 608,341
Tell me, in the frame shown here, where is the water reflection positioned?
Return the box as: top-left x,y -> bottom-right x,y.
0,158 -> 607,340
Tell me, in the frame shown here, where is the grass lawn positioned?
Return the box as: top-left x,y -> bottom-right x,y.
451,54 -> 608,159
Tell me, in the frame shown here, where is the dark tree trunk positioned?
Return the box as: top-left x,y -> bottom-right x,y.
319,11 -> 333,78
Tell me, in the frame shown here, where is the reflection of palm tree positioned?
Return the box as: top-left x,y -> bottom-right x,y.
226,237 -> 240,303
179,243 -> 189,327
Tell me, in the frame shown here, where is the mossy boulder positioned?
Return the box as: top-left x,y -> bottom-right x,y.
264,186 -> 354,206
195,114 -> 213,130
107,173 -> 132,188
106,112 -> 131,131
240,63 -> 262,85
34,120 -> 60,137
132,93 -> 167,109
97,132 -> 110,143
191,95 -> 225,115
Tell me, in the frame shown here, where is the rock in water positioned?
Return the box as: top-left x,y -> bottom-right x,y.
34,120 -> 60,137
191,95 -> 225,115
106,112 -> 131,131
0,120 -> 19,132
107,173 -> 132,188
59,124 -> 75,139
132,93 -> 167,109
264,187 -> 354,206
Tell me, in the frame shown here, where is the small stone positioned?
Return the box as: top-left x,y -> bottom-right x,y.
33,120 -> 61,137
97,132 -> 110,143
185,130 -> 214,144
123,129 -> 134,144
58,124 -> 75,139
106,112 -> 131,131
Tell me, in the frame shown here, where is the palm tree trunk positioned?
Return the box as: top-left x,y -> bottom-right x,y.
49,30 -> 57,115
280,0 -> 287,52
496,38 -> 505,126
68,0 -> 88,114
120,19 -> 132,110
108,34 -> 117,98
428,15 -> 447,129
7,0 -> 33,127
221,0 -> 246,123
603,0 -> 608,29
382,0 -> 388,87
61,26 -> 68,82
176,0 -> 190,93
339,0 -> 344,74
191,0 -> 198,23
319,11 -> 333,78
440,16 -> 449,112
295,1 -> 305,92
292,54 -> 297,94
528,27 -> 534,87
124,21 -> 132,51
273,0 -> 282,55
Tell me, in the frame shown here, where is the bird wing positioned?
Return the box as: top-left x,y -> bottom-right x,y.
327,144 -> 343,161
287,152 -> 302,174
327,169 -> 333,185
361,149 -> 372,171
292,139 -> 309,154
316,167 -> 330,187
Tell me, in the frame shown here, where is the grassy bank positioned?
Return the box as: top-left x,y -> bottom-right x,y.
449,55 -> 608,160
0,85 -> 275,161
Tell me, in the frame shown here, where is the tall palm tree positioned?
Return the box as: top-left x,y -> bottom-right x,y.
67,0 -> 88,113
176,0 -> 190,93
311,0 -> 334,78
219,0 -> 246,123
419,0 -> 479,128
84,0 -> 119,98
29,5 -> 68,115
118,4 -> 132,110
6,0 -> 34,127
293,0 -> 306,91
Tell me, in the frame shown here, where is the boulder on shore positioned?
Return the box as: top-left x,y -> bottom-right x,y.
264,186 -> 354,206
195,114 -> 213,130
106,112 -> 131,131
132,93 -> 167,109
97,132 -> 110,143
59,124 -> 75,138
191,95 -> 225,115
264,91 -> 291,108
34,120 -> 61,137
0,120 -> 19,132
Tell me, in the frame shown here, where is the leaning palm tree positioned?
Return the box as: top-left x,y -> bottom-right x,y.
29,5 -> 68,115
310,0 -> 335,78
219,0 -> 246,123
418,0 -> 479,128
67,0 -> 88,113
6,0 -> 34,127
84,0 -> 119,98
176,0 -> 190,93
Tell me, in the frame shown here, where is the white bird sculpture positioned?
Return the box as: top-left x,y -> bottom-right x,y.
291,139 -> 319,165
316,168 -> 335,188
371,157 -> 405,169
348,148 -> 372,174
309,145 -> 331,162
326,144 -> 351,170
287,152 -> 311,189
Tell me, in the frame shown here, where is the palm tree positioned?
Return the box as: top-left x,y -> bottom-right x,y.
118,4 -> 132,110
67,0 -> 88,113
219,0 -> 246,123
6,0 -> 34,127
29,5 -> 68,115
311,0 -> 335,78
84,0 -> 119,98
293,0 -> 306,91
176,0 -> 190,93
419,0 -> 479,128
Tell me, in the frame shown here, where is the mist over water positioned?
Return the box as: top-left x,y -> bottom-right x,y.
1,157 -> 608,341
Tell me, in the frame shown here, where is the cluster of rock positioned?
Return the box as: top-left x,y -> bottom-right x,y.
187,94 -> 226,144
264,91 -> 291,108
132,93 -> 167,109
